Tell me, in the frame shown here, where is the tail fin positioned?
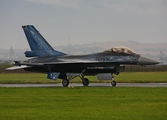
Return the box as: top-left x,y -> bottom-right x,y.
22,25 -> 66,57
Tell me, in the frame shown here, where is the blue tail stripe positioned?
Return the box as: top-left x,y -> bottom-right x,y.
30,26 -> 54,51
23,27 -> 39,51
22,25 -> 66,57
24,25 -> 53,51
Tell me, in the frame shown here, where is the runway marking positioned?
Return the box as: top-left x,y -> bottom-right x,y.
0,83 -> 167,87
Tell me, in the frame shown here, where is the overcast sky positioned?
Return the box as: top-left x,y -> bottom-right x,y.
0,0 -> 167,49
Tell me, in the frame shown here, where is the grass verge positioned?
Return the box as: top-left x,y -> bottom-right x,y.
0,87 -> 167,120
0,72 -> 167,84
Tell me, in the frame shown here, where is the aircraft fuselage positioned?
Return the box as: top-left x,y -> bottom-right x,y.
24,51 -> 141,74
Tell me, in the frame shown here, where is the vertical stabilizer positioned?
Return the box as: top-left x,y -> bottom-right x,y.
22,25 -> 66,57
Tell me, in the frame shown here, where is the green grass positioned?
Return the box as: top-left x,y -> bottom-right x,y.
0,87 -> 167,120
0,72 -> 167,84
0,64 -> 13,68
0,73 -> 51,84
116,72 -> 167,83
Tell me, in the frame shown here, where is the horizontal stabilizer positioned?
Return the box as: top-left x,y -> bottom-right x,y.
6,65 -> 31,70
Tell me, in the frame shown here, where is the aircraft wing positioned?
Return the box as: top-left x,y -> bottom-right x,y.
5,62 -> 86,71
12,61 -> 103,66
8,61 -> 118,68
43,61 -> 100,65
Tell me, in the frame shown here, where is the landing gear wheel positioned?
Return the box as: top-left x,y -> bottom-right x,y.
111,80 -> 116,87
82,78 -> 89,86
62,79 -> 69,87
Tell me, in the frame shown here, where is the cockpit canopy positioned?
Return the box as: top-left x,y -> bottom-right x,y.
104,46 -> 136,54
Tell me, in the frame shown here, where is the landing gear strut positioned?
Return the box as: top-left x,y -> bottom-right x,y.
62,79 -> 69,87
111,74 -> 117,87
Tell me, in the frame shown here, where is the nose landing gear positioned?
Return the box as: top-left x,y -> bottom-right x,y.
111,80 -> 117,87
111,74 -> 117,87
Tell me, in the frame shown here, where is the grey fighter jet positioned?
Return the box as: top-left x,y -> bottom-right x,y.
6,25 -> 159,87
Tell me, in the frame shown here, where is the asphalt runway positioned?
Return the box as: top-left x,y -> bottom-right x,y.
0,83 -> 167,87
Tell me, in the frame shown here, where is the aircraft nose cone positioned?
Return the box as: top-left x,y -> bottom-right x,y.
139,56 -> 159,65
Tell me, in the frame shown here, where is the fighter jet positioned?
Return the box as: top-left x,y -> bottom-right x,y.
6,25 -> 159,87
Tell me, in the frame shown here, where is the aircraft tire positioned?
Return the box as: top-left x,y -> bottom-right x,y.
82,78 -> 89,86
62,79 -> 69,87
111,80 -> 116,87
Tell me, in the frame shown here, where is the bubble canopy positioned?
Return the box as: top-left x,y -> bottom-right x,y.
104,46 -> 136,54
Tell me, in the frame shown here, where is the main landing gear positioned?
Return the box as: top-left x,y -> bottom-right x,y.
62,78 -> 116,87
62,79 -> 69,87
61,74 -> 90,87
80,75 -> 89,86
82,78 -> 89,86
61,74 -> 116,87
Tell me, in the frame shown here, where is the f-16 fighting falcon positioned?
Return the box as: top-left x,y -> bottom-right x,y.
6,25 -> 159,87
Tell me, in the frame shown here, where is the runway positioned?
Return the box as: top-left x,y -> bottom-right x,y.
0,83 -> 167,87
